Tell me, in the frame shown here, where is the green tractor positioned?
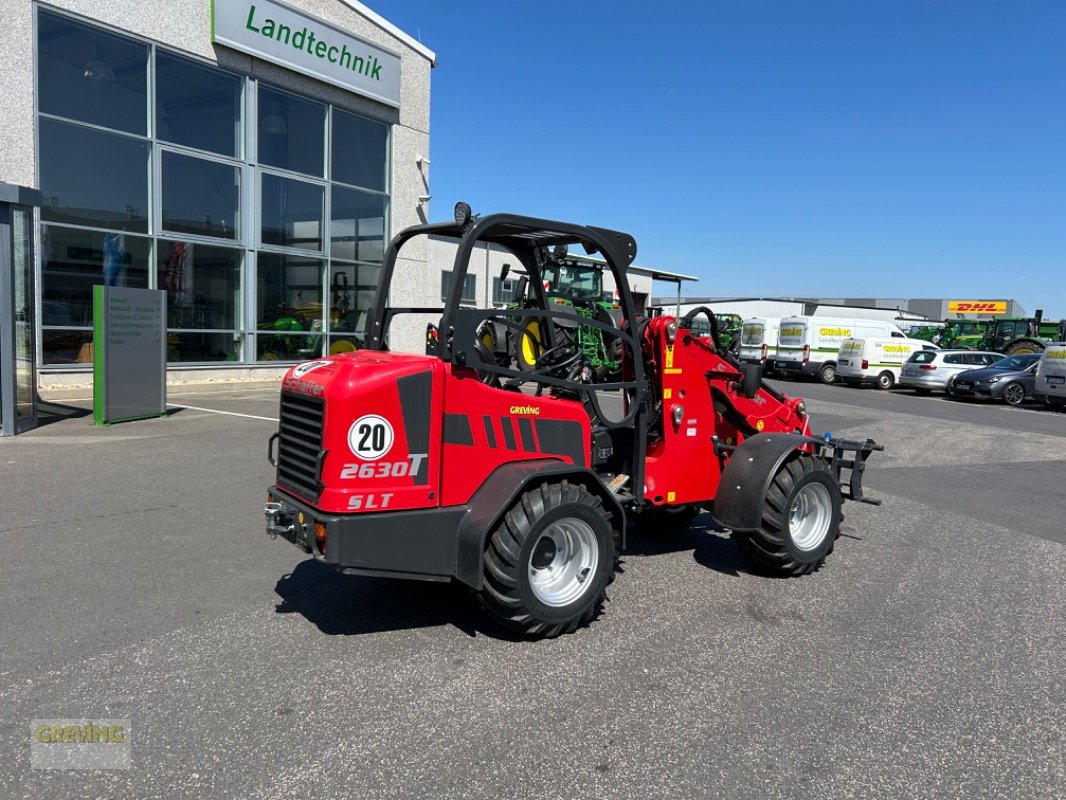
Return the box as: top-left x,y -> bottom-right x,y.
933,318 -> 994,349
684,312 -> 743,353
513,253 -> 625,380
953,313 -> 1066,355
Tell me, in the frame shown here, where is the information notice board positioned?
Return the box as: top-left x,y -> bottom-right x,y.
93,286 -> 166,425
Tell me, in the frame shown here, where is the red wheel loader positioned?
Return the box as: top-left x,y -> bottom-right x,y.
264,204 -> 882,637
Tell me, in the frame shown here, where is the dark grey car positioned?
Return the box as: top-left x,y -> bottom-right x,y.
947,354 -> 1041,406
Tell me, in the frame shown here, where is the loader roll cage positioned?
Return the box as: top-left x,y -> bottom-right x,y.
364,211 -> 651,430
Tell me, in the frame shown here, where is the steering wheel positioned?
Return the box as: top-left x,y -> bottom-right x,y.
472,321 -> 502,387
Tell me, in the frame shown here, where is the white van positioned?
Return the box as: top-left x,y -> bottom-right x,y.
1033,343 -> 1066,408
836,337 -> 936,389
738,317 -> 781,370
774,316 -> 907,384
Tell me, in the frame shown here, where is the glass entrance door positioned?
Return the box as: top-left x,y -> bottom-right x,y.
12,206 -> 36,430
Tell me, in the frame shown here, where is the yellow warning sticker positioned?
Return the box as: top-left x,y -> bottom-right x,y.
664,368 -> 683,375
667,491 -> 676,503
663,388 -> 672,399
665,345 -> 674,369
756,420 -> 765,431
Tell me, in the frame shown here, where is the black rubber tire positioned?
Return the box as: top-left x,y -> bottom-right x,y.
636,504 -> 700,534
515,317 -> 543,372
818,363 -> 837,385
876,371 -> 895,390
1002,381 -> 1026,406
480,482 -> 618,637
733,456 -> 842,576
1004,339 -> 1044,356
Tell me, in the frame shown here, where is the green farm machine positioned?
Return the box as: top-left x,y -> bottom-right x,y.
950,312 -> 1066,355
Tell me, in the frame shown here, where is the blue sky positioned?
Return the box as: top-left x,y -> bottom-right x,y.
376,1 -> 1065,317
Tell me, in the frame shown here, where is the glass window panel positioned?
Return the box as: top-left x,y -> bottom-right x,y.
42,329 -> 95,366
158,241 -> 241,330
37,9 -> 148,135
40,118 -> 149,233
166,332 -> 241,363
156,52 -> 241,157
258,86 -> 325,177
41,225 -> 151,327
161,151 -> 240,240
257,253 -> 325,362
330,186 -> 385,262
261,174 -> 323,250
332,109 -> 387,191
327,262 -> 380,335
441,270 -> 476,303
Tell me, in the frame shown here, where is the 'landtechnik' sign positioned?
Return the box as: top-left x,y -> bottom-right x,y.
212,0 -> 401,107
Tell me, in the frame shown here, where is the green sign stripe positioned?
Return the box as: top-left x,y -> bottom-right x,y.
93,285 -> 105,425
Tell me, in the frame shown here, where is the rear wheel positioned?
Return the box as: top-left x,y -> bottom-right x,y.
515,317 -> 543,371
1002,381 -> 1026,406
876,371 -> 895,390
734,456 -> 842,576
480,482 -> 618,637
1005,339 -> 1044,356
818,363 -> 837,385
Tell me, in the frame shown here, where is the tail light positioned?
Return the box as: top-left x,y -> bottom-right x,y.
802,344 -> 810,364
761,343 -> 767,361
919,364 -> 938,371
861,359 -> 869,370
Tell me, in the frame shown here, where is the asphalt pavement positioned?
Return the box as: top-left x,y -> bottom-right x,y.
0,378 -> 1062,799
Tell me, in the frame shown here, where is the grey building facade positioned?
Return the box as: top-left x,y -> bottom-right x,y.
0,0 -> 435,384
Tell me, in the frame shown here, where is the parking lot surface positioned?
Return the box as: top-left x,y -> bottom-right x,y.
0,379 -> 1062,799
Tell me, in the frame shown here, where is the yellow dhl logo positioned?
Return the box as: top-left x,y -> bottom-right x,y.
819,327 -> 851,337
509,405 -> 541,415
948,300 -> 1007,314
780,327 -> 804,337
1045,350 -> 1066,360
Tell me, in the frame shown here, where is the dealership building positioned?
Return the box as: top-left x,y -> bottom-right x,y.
0,0 -> 446,386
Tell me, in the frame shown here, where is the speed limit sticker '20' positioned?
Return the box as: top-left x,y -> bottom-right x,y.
347,415 -> 394,460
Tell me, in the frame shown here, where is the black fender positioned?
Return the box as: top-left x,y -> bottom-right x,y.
712,433 -> 823,533
454,459 -> 625,589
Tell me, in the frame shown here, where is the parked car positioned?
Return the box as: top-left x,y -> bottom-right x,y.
947,354 -> 1042,406
899,349 -> 1002,394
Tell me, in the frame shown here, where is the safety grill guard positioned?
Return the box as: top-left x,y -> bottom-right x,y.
274,393 -> 326,501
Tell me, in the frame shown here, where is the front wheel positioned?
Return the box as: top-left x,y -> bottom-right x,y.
1002,381 -> 1026,406
818,363 -> 837,385
480,482 -> 618,637
733,456 -> 842,576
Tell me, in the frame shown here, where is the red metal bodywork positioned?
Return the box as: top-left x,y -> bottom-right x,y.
639,317 -> 811,506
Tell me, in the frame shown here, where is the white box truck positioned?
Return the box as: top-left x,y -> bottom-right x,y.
1033,343 -> 1066,408
774,316 -> 907,384
836,336 -> 937,389
738,317 -> 781,371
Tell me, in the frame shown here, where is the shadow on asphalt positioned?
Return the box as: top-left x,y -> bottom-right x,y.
273,559 -> 523,640
34,400 -> 91,427
273,516 -> 776,637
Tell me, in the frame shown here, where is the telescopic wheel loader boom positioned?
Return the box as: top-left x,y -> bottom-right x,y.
264,205 -> 882,637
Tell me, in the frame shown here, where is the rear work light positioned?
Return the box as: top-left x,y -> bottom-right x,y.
861,359 -> 869,370
802,344 -> 810,364
919,364 -> 938,371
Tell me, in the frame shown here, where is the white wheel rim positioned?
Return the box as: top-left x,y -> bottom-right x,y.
789,483 -> 833,551
528,519 -> 599,607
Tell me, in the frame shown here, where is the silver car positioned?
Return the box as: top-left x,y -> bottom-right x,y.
898,349 -> 1001,393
